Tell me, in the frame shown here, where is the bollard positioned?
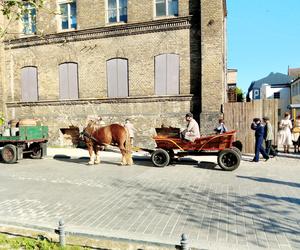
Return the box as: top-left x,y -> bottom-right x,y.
58,219 -> 65,247
180,233 -> 188,250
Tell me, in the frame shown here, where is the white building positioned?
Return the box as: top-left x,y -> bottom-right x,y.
247,72 -> 294,118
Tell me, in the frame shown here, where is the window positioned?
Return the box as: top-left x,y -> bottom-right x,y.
21,67 -> 38,102
59,63 -> 79,99
59,0 -> 77,30
107,0 -> 127,23
155,54 -> 179,95
107,58 -> 128,98
155,0 -> 178,17
22,3 -> 36,35
274,92 -> 280,99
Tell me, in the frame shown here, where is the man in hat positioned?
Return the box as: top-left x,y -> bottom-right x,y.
263,117 -> 277,157
181,112 -> 200,142
251,118 -> 269,162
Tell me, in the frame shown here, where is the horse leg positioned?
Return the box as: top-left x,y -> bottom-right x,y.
120,148 -> 127,165
94,146 -> 101,164
120,143 -> 132,166
87,144 -> 95,165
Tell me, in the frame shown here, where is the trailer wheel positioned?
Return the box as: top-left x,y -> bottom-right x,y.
30,143 -> 42,159
1,144 -> 17,164
217,149 -> 240,171
151,149 -> 170,167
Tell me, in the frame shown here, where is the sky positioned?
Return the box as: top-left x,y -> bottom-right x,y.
227,0 -> 300,93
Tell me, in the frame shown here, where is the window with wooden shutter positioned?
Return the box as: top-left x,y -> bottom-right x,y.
59,62 -> 79,100
155,53 -> 179,95
21,66 -> 38,102
107,58 -> 128,98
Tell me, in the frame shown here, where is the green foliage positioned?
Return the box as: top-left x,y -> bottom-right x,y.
1,0 -> 45,20
0,233 -> 92,250
236,87 -> 245,102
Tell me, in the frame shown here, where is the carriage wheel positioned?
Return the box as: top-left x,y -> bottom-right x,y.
151,149 -> 170,167
1,144 -> 17,164
217,149 -> 241,171
231,146 -> 242,157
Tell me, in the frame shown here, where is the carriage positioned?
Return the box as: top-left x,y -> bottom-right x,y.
147,128 -> 242,171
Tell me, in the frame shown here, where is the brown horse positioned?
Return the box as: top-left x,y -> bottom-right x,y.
83,121 -> 133,166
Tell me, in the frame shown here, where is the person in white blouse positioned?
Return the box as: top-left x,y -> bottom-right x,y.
278,112 -> 293,153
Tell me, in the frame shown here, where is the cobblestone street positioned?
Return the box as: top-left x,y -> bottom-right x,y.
0,150 -> 299,249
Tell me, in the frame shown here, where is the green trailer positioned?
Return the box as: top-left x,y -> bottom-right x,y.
0,126 -> 48,164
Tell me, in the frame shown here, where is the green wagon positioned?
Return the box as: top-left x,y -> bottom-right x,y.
0,126 -> 48,164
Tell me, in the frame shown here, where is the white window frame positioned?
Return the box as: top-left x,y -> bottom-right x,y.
58,0 -> 77,31
105,0 -> 127,24
154,0 -> 178,18
22,3 -> 36,35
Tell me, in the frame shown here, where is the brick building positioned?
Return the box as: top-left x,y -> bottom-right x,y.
0,0 -> 227,146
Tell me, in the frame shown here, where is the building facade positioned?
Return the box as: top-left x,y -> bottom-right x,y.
247,72 -> 294,118
0,0 -> 227,146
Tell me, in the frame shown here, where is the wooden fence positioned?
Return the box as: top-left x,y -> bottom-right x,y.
224,99 -> 278,154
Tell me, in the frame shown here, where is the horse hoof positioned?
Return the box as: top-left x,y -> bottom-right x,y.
94,161 -> 101,164
88,161 -> 95,165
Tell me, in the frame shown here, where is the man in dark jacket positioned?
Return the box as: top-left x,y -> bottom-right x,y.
251,118 -> 269,162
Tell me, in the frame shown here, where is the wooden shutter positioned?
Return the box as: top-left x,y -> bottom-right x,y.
117,59 -> 128,97
107,59 -> 118,98
21,67 -> 38,102
68,63 -> 79,99
107,58 -> 128,98
59,63 -> 78,100
155,54 -> 179,95
59,63 -> 69,99
166,54 -> 179,95
155,54 -> 167,95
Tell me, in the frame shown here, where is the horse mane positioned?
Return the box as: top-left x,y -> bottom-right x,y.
86,120 -> 102,133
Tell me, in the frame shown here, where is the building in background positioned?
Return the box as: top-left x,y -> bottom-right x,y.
0,0 -> 227,146
247,72 -> 294,118
227,68 -> 237,102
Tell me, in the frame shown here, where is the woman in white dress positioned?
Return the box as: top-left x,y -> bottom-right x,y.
278,112 -> 293,153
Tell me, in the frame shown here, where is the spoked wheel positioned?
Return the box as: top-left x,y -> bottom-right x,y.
217,149 -> 241,171
151,149 -> 170,167
29,143 -> 42,159
1,144 -> 17,164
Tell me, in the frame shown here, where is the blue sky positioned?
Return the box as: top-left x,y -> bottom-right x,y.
227,0 -> 300,93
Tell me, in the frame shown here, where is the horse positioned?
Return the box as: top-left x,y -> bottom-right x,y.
83,121 -> 133,166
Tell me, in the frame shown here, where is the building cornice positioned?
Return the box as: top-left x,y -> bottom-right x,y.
4,16 -> 192,50
6,94 -> 197,108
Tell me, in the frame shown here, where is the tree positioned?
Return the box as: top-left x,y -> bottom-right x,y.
0,0 -> 45,37
236,87 -> 245,102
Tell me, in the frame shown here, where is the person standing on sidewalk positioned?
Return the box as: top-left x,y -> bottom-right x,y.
263,117 -> 277,157
278,112 -> 293,153
251,118 -> 269,162
124,119 -> 136,145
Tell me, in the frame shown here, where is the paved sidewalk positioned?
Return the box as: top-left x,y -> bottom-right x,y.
0,147 -> 299,250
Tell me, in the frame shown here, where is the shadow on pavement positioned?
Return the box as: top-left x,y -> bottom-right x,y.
237,175 -> 300,188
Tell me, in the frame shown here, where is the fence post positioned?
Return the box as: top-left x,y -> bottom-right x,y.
180,233 -> 188,250
58,219 -> 65,247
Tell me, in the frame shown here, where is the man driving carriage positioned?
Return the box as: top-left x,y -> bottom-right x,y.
181,112 -> 200,142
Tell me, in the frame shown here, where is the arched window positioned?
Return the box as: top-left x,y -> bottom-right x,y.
107,58 -> 128,98
59,62 -> 79,100
21,66 -> 38,102
155,53 -> 179,95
